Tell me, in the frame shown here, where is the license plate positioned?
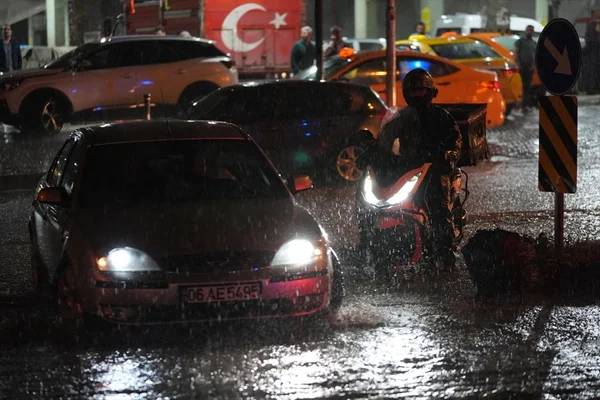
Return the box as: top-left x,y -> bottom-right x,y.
182,283 -> 261,304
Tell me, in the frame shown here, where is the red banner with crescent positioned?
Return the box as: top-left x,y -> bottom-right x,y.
203,0 -> 303,72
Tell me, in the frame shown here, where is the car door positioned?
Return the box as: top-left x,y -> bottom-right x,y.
270,85 -> 326,175
67,42 -> 140,112
33,139 -> 79,280
122,40 -> 167,108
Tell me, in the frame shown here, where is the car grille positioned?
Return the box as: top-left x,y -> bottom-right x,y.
157,251 -> 274,274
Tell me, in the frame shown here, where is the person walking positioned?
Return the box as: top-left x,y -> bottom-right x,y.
514,25 -> 537,111
1,24 -> 22,73
324,26 -> 349,58
290,26 -> 316,75
581,17 -> 600,94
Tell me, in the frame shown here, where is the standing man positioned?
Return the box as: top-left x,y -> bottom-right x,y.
290,26 -> 316,75
514,25 -> 537,111
408,21 -> 427,40
324,26 -> 349,58
1,24 -> 22,73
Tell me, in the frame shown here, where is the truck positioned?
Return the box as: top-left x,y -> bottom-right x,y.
126,0 -> 303,78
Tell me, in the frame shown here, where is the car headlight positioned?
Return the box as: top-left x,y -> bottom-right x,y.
271,239 -> 324,268
96,247 -> 160,272
362,172 -> 420,207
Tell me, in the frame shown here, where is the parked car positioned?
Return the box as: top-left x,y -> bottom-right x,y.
298,50 -> 505,128
29,120 -> 343,325
0,35 -> 238,134
396,36 -> 522,114
187,80 -> 390,182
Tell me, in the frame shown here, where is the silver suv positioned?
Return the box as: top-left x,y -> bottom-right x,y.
0,35 -> 238,134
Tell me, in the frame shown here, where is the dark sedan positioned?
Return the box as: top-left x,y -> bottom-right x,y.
186,80 -> 390,182
29,120 -> 344,324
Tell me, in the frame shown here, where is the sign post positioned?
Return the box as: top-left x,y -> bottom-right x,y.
535,18 -> 582,253
385,0 -> 396,107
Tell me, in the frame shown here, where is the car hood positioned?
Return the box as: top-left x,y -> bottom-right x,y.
76,199 -> 323,257
0,68 -> 62,82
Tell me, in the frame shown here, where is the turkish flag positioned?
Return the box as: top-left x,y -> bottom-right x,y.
203,0 -> 302,70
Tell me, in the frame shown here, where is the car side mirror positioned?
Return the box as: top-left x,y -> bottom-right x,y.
290,175 -> 314,194
36,187 -> 69,206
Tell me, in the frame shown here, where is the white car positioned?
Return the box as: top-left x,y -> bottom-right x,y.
0,35 -> 238,134
433,13 -> 544,37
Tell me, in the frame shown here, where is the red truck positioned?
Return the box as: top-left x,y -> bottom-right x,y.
126,0 -> 303,78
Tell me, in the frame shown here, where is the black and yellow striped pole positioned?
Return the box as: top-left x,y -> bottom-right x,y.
535,18 -> 582,253
538,95 -> 577,251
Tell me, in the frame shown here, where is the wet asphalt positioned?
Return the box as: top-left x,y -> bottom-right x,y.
1,103 -> 600,399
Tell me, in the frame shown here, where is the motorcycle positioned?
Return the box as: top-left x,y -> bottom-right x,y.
352,102 -> 490,281
354,133 -> 469,281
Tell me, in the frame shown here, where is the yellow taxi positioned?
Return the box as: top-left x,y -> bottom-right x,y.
468,32 -> 543,92
296,50 -> 505,128
396,36 -> 522,113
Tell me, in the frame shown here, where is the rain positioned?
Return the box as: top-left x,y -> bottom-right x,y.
2,1 -> 600,399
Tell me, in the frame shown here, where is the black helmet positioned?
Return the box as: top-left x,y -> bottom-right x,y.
402,68 -> 437,107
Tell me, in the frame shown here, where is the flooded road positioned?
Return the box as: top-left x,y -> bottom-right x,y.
1,103 -> 600,398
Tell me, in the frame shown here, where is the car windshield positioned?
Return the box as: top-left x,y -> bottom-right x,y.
79,140 -> 289,208
295,56 -> 353,80
430,41 -> 501,59
44,43 -> 101,69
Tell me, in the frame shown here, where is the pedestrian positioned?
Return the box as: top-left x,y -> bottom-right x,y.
324,25 -> 349,58
414,21 -> 426,35
408,21 -> 427,40
1,24 -> 22,73
290,26 -> 316,75
581,17 -> 600,94
514,25 -> 537,111
179,30 -> 192,38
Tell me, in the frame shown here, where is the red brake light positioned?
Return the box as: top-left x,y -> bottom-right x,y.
502,67 -> 519,77
480,81 -> 501,91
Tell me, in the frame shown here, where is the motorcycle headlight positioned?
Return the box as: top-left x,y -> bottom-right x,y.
362,172 -> 420,207
386,173 -> 420,205
271,239 -> 324,269
96,247 -> 160,272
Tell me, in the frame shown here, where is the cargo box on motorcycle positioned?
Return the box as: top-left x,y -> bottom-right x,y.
439,103 -> 488,167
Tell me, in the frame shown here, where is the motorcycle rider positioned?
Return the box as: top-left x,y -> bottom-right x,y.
376,68 -> 462,268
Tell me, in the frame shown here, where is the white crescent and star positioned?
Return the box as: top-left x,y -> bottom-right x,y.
221,3 -> 288,53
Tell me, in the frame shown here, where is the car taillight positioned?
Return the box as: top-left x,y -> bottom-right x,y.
220,59 -> 235,69
480,81 -> 501,92
502,67 -> 519,77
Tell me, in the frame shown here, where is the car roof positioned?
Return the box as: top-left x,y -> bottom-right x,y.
341,49 -> 465,69
73,120 -> 248,146
397,37 -> 476,45
101,35 -> 216,45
